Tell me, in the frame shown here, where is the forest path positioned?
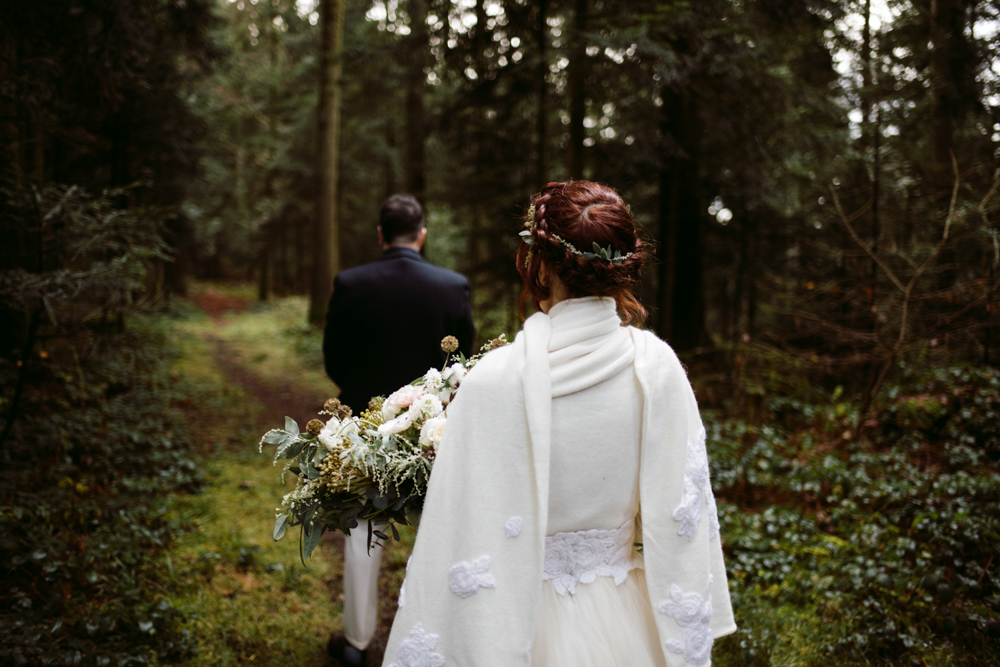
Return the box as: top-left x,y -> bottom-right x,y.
181,286 -> 403,666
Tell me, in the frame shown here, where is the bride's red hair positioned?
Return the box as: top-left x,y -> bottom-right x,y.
516,181 -> 650,325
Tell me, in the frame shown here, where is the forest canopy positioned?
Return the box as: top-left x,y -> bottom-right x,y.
4,0 -> 1000,385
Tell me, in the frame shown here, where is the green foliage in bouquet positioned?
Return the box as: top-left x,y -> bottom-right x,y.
261,335 -> 509,562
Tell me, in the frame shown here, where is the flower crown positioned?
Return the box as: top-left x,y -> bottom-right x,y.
519,203 -> 635,266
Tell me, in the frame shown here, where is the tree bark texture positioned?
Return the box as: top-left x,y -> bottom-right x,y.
404,0 -> 428,203
535,0 -> 548,186
929,0 -> 966,180
657,88 -> 705,351
566,0 -> 587,179
308,0 -> 345,327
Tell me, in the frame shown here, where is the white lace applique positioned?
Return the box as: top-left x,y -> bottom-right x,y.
543,519 -> 643,596
505,516 -> 523,537
658,576 -> 714,667
388,623 -> 446,667
672,424 -> 721,541
448,555 -> 497,598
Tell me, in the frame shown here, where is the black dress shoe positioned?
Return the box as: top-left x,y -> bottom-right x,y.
327,632 -> 366,666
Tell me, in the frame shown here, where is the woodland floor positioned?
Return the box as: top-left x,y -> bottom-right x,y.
156,286 -> 411,666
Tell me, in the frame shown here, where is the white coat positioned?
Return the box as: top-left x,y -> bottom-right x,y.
383,297 -> 736,667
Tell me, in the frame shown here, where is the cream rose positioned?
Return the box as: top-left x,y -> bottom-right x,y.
419,416 -> 448,450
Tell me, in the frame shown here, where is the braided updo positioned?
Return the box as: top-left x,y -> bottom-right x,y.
516,181 -> 650,324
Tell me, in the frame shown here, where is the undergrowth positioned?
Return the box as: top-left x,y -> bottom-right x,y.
711,366 -> 1000,666
0,313 -> 203,666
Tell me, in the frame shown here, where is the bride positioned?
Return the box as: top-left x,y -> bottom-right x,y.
381,181 -> 735,667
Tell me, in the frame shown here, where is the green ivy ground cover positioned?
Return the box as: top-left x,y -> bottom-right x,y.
3,294 -> 998,666
712,367 -> 1000,666
0,314 -> 205,666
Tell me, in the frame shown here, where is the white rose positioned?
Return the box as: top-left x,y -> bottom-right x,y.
317,416 -> 341,450
382,385 -> 425,420
442,363 -> 467,388
419,416 -> 448,449
317,416 -> 359,450
378,413 -> 413,435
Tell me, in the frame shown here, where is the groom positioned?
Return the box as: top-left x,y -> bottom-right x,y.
322,193 -> 475,665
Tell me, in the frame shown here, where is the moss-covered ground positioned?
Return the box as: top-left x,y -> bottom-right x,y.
152,285 -> 413,665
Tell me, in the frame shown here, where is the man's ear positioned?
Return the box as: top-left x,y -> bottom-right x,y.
417,227 -> 427,248
377,226 -> 386,248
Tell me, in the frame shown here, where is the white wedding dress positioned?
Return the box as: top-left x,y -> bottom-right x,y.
529,306 -> 666,667
381,296 -> 734,667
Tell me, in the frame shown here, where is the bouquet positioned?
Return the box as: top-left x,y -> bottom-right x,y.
260,334 -> 507,561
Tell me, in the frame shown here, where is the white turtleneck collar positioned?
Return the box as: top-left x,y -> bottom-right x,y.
543,296 -> 635,397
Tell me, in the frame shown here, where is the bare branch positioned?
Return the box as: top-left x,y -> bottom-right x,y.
944,150 -> 960,242
830,185 -> 906,292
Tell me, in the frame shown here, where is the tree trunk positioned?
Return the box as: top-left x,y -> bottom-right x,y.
535,0 -> 548,186
929,0 -> 963,180
308,0 -> 345,327
404,0 -> 428,203
657,88 -> 705,351
566,0 -> 587,179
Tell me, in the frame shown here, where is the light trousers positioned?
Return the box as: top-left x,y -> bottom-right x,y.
342,529 -> 383,651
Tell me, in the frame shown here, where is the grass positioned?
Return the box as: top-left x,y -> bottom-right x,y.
148,290 -> 415,665
180,282 -> 334,399
151,452 -> 344,666
151,302 -> 341,665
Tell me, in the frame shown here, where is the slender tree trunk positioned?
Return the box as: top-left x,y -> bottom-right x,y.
259,0 -> 280,302
404,0 -> 428,203
535,0 -> 548,186
308,0 -> 345,326
732,190 -> 750,345
929,0 -> 962,180
566,0 -> 587,179
657,88 -> 705,351
384,121 -> 397,200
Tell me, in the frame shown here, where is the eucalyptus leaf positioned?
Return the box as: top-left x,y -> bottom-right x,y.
273,513 -> 288,541
302,522 -> 322,561
285,416 -> 300,436
262,430 -> 287,445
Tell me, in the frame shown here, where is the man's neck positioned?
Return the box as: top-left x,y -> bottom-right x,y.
383,242 -> 421,252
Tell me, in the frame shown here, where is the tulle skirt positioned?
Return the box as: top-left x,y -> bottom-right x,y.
530,567 -> 667,667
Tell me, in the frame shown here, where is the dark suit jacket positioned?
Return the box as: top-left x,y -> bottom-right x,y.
323,247 -> 476,415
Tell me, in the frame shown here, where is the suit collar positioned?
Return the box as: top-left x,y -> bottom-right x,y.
379,246 -> 426,262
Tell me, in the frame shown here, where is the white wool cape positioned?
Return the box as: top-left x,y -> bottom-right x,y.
382,307 -> 736,667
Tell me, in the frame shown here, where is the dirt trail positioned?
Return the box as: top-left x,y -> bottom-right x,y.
191,289 -> 396,665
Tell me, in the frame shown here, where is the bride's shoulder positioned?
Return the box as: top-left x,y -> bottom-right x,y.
461,342 -> 520,388
627,326 -> 687,375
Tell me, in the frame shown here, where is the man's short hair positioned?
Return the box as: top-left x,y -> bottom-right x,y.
380,194 -> 424,244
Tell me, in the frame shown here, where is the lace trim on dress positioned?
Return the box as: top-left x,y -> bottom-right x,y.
387,623 -> 446,667
542,518 -> 643,596
448,555 -> 497,599
658,575 -> 715,667
672,424 -> 721,541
